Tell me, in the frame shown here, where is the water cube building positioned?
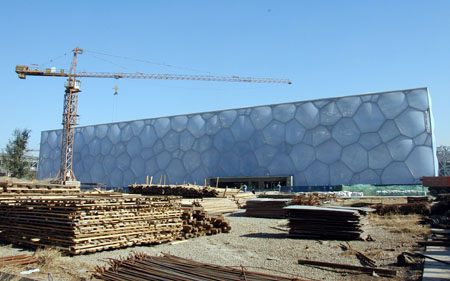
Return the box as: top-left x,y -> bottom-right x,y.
38,87 -> 438,187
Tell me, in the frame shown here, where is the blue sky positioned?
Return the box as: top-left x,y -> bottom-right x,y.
1,0 -> 449,153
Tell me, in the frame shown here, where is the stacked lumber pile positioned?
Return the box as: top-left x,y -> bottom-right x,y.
232,192 -> 257,206
181,204 -> 231,238
245,198 -> 292,218
0,179 -> 80,194
258,193 -> 297,199
0,194 -> 183,254
181,198 -> 238,215
284,206 -> 374,240
290,192 -> 337,206
374,202 -> 431,215
93,253 -> 300,281
129,183 -> 219,198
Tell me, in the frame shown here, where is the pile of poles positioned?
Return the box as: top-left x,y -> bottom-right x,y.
93,252 -> 305,281
0,194 -> 183,254
181,204 -> 231,238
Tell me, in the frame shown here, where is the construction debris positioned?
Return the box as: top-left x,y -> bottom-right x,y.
284,206 -> 374,240
297,259 -> 396,277
93,252 -> 305,280
246,198 -> 291,218
181,204 -> 231,238
0,194 -> 183,254
344,242 -> 377,267
397,252 -> 417,266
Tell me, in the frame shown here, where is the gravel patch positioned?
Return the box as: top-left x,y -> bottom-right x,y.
0,210 -> 426,280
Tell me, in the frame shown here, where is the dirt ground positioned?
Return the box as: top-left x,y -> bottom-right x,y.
0,210 -> 428,281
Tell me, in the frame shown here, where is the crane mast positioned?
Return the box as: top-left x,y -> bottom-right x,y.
56,47 -> 83,183
16,48 -> 292,184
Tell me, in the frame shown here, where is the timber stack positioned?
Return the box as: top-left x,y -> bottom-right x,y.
181,203 -> 231,238
129,183 -> 219,198
245,198 -> 291,218
284,205 -> 374,240
0,194 -> 183,254
289,192 -> 337,206
182,198 -> 239,215
0,179 -> 80,194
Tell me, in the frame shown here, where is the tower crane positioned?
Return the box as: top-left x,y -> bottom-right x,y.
16,47 -> 292,184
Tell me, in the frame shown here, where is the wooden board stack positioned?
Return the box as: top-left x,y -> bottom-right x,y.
181,198 -> 238,215
245,198 -> 292,218
284,205 -> 374,240
0,194 -> 183,254
0,180 -> 80,194
181,204 -> 231,238
129,184 -> 219,198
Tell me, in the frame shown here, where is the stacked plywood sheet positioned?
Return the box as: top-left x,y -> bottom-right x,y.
0,194 -> 183,254
181,198 -> 238,215
181,205 -> 231,238
284,206 -> 374,240
129,184 -> 219,198
245,198 -> 292,218
0,180 -> 80,194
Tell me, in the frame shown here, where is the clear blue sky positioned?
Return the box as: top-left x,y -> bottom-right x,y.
1,1 -> 449,153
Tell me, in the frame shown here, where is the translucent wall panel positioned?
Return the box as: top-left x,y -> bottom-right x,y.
38,87 -> 437,186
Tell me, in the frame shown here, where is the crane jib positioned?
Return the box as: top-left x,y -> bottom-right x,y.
16,65 -> 292,84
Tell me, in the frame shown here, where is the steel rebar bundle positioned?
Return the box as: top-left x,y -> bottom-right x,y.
93,253 -> 306,281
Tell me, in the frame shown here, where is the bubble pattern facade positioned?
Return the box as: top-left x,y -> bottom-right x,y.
38,88 -> 437,187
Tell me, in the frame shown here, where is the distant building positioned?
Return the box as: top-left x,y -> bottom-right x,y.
0,153 -> 39,177
38,87 -> 437,187
437,146 -> 450,176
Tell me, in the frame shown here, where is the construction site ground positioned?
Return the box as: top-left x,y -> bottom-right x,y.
0,208 -> 428,281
